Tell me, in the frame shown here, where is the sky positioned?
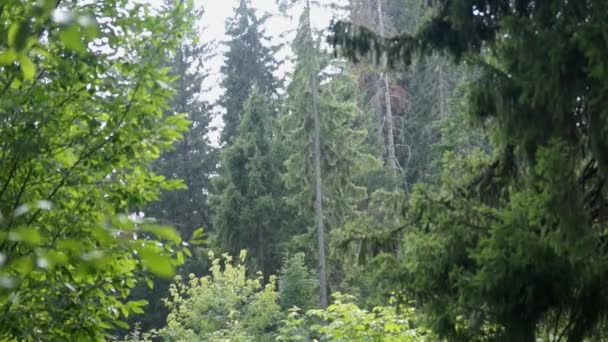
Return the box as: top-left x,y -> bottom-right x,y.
199,0 -> 295,102
197,0 -> 340,142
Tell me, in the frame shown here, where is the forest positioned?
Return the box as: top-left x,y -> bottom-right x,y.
1,0 -> 608,341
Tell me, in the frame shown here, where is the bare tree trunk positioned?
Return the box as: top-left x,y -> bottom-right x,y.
257,224 -> 265,282
306,0 -> 328,310
437,61 -> 446,118
376,0 -> 397,171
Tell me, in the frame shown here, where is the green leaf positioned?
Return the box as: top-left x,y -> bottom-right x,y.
114,320 -> 129,329
18,55 -> 36,81
9,227 -> 41,244
11,257 -> 33,275
0,51 -> 17,65
192,227 -> 205,240
8,22 -> 30,51
139,247 -> 174,278
59,25 -> 86,53
127,299 -> 148,314
141,225 -> 181,245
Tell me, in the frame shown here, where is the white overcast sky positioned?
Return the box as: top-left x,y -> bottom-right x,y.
199,0 -> 341,98
196,0 -> 342,141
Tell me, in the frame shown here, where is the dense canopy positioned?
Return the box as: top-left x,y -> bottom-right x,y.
2,0 -> 608,341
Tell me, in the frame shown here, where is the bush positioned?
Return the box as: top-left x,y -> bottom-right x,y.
159,250 -> 281,341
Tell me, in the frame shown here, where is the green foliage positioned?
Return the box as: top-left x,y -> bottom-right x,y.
282,20 -> 381,234
281,6 -> 382,301
278,253 -> 318,311
330,189 -> 407,306
219,0 -> 278,145
277,293 -> 436,342
147,1 -> 217,241
0,0 -> 194,340
109,323 -> 158,342
334,1 -> 608,340
127,2 -> 218,331
159,251 -> 281,342
393,141 -> 608,341
213,89 -> 294,278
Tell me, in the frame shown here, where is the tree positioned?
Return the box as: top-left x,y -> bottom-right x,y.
278,253 -> 318,311
159,251 -> 281,342
219,0 -> 278,145
0,0 -> 192,339
398,53 -> 464,189
281,1 -> 381,309
213,89 -> 292,279
127,2 -> 218,332
348,0 -> 464,191
349,0 -> 402,175
333,1 -> 608,340
281,0 -> 328,309
147,8 -> 217,241
376,0 -> 397,172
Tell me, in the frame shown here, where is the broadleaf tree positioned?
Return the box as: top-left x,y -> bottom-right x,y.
0,0 -> 196,339
127,1 -> 218,332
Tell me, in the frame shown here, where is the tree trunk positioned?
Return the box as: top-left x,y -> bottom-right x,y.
437,61 -> 446,118
377,0 -> 397,171
306,0 -> 328,310
257,224 -> 265,283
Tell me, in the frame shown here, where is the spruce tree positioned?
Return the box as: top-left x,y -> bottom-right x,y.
334,1 -> 608,340
219,0 -> 278,145
282,1 -> 381,308
213,89 -> 292,279
147,20 -> 217,240
129,3 -> 217,331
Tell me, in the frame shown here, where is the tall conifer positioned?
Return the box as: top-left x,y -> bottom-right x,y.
282,1 -> 380,308
213,89 -> 292,279
219,0 -> 278,145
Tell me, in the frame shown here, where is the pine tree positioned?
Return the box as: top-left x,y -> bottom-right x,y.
280,0 -> 328,309
213,89 -> 292,279
219,0 -> 278,145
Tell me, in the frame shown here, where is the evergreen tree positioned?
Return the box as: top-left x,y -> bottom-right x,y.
219,0 -> 278,145
278,253 -> 318,311
334,1 -> 464,300
128,3 -> 217,332
349,0 -> 400,174
213,89 -> 292,279
334,0 -> 608,340
398,54 -> 463,190
282,1 -> 381,308
147,12 -> 217,241
281,0 -> 328,309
